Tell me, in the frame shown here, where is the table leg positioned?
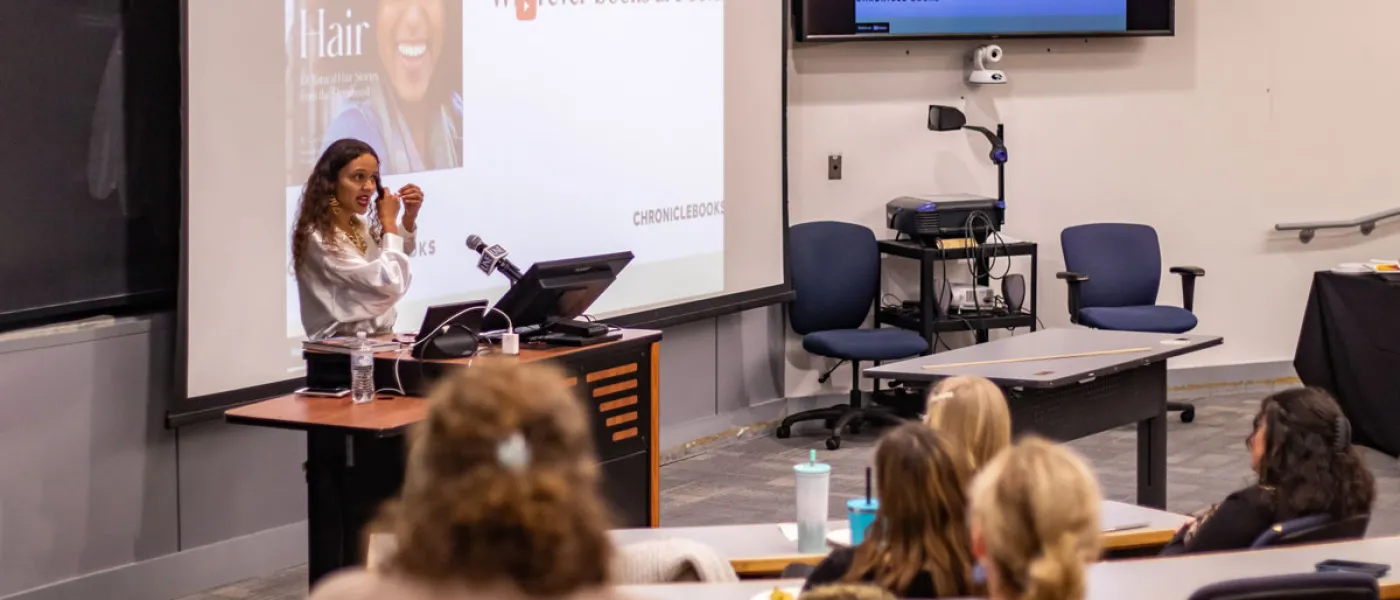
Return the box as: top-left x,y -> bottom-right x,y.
306,430 -> 405,587
1137,410 -> 1167,509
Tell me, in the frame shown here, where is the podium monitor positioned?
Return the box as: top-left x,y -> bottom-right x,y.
483,251 -> 634,345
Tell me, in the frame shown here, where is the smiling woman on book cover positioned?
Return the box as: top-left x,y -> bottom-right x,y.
324,0 -> 463,176
291,138 -> 427,340
285,0 -> 463,181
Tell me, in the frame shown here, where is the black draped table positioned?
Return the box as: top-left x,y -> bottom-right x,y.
1295,270 -> 1400,457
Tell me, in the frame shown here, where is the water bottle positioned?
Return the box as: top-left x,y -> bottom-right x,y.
794,449 -> 831,553
350,332 -> 375,404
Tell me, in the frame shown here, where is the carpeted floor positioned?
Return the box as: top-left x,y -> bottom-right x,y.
179,391 -> 1400,600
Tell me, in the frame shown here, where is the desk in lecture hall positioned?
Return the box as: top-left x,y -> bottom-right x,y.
610,500 -> 1189,578
224,329 -> 662,587
620,536 -> 1400,599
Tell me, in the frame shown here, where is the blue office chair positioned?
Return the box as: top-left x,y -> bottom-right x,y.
1057,223 -> 1205,422
1188,572 -> 1379,600
776,221 -> 929,450
1251,513 -> 1371,549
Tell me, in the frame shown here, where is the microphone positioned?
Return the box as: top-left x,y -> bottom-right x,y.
466,235 -> 524,283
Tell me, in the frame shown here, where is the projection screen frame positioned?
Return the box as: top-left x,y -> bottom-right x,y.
169,0 -> 793,426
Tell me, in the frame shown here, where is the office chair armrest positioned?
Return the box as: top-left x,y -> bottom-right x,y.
1169,266 -> 1205,312
1055,271 -> 1088,324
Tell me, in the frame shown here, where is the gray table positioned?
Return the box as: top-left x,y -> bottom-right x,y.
621,536 -> 1400,599
864,328 -> 1222,508
610,500 -> 1189,577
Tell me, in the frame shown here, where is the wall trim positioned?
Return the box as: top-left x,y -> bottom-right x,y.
1166,360 -> 1299,397
3,522 -> 306,600
662,360 -> 1299,458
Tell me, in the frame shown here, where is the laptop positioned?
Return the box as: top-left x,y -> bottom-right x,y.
414,299 -> 489,345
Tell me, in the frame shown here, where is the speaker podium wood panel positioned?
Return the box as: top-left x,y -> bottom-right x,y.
225,329 -> 662,587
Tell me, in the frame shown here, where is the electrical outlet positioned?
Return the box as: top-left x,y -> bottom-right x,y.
828,155 -> 842,180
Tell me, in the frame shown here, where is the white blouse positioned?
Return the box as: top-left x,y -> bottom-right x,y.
296,218 -> 416,340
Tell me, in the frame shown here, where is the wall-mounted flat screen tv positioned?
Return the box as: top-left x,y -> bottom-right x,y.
794,0 -> 1174,41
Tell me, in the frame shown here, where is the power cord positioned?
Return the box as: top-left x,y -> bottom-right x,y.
960,210 -> 1014,317
377,305 -> 515,397
579,313 -> 623,333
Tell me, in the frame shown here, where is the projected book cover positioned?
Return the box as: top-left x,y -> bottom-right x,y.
285,0 -> 464,184
278,0 -> 724,340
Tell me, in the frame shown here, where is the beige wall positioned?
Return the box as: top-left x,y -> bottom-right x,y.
784,0 -> 1400,397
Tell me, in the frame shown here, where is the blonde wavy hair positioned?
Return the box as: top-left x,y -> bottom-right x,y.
924,376 -> 1012,474
374,359 -> 614,596
970,437 -> 1102,600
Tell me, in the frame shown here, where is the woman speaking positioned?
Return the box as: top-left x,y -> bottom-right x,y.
292,138 -> 426,340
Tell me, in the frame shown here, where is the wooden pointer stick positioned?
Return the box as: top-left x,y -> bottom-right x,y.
922,347 -> 1154,370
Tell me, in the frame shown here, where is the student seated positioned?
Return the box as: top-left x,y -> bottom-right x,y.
309,360 -> 628,600
924,375 -> 1012,474
1160,387 -> 1375,555
970,437 -> 1103,600
803,423 -> 979,599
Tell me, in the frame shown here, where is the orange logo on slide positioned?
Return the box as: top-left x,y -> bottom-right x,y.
516,0 -> 537,20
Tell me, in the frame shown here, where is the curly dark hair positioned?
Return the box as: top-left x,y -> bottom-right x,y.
1251,387 -> 1375,522
290,138 -> 383,273
375,359 -> 614,596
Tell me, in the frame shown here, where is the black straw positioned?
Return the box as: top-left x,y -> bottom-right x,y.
865,467 -> 872,503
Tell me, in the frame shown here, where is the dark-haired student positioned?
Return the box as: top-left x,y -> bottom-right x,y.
1160,387 -> 1376,555
803,423 -> 979,599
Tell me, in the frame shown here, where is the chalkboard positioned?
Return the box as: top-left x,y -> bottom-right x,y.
0,0 -> 179,331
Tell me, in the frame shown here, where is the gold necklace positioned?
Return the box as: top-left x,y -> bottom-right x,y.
341,222 -> 368,255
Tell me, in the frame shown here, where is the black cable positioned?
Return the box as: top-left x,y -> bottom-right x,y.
933,251 -> 956,352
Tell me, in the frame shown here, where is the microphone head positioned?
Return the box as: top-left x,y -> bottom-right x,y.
466,235 -> 485,252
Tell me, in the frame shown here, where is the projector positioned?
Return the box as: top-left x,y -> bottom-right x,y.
944,283 -> 997,313
887,194 -> 1005,246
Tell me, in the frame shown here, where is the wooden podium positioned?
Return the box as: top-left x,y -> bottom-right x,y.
224,329 -> 662,586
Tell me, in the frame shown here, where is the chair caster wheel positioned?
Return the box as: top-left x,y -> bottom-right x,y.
826,437 -> 842,450
776,425 -> 792,439
1180,409 -> 1195,423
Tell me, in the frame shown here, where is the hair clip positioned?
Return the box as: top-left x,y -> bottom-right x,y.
497,431 -> 531,472
927,391 -> 954,403
1332,416 -> 1352,453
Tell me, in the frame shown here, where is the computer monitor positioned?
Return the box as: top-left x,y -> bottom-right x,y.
482,251 -> 633,345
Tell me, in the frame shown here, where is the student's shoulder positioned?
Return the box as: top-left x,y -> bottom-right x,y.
307,570 -> 424,600
1225,484 -> 1273,507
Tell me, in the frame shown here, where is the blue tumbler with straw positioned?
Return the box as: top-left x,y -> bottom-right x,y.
847,466 -> 879,545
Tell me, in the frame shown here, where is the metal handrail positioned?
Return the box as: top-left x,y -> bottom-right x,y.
1274,207 -> 1400,243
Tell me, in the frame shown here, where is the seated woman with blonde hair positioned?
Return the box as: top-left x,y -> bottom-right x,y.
309,359 -> 627,600
924,375 -> 1012,474
970,437 -> 1103,600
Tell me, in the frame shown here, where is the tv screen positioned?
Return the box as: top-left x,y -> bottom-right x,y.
794,0 -> 1173,41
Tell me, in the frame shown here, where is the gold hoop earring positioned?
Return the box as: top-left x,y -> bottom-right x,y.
329,197 -> 342,216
